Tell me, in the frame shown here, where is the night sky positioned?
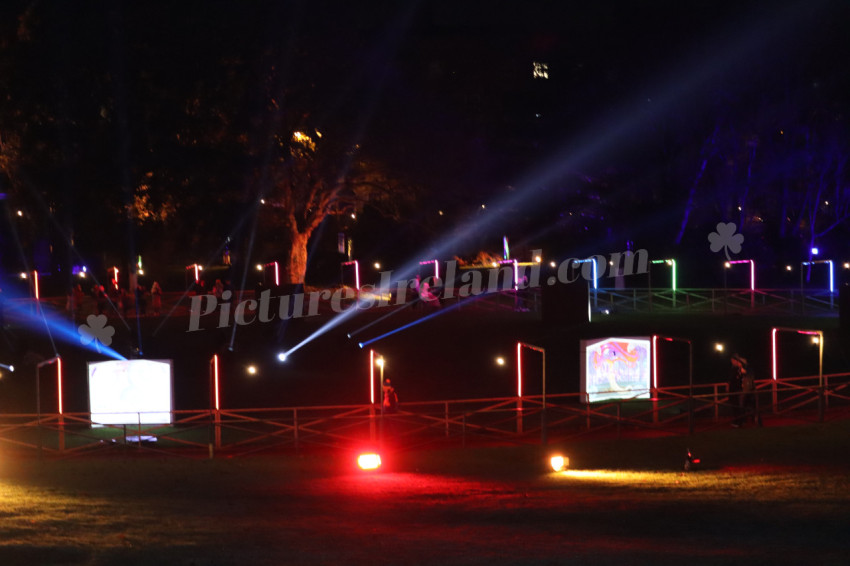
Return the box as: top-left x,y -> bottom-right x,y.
1,0 -> 849,289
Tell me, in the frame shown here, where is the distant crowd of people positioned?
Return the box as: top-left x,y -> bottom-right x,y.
66,279 -> 164,320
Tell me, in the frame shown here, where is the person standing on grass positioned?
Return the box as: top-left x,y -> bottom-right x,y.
150,281 -> 162,316
730,353 -> 757,427
382,378 -> 398,415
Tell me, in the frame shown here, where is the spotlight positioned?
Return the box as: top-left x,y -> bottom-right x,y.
358,342 -> 364,349
549,455 -> 569,472
358,453 -> 382,470
277,352 -> 287,362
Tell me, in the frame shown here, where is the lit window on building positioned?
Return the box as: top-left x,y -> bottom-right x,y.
533,61 -> 549,79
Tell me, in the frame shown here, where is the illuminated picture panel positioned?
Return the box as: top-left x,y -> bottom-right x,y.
88,360 -> 173,425
580,337 -> 651,403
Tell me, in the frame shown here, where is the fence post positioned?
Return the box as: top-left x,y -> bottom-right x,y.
293,408 -> 299,452
58,412 -> 65,453
772,380 -> 778,414
824,374 -> 830,411
208,412 -> 215,459
713,385 -> 719,421
516,397 -> 523,434
370,404 -> 376,442
461,415 -> 466,448
616,403 -> 621,439
214,406 -> 221,451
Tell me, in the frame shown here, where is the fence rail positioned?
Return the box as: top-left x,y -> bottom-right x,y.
4,373 -> 849,458
593,288 -> 838,315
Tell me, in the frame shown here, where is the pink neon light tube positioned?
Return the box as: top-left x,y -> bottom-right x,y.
728,259 -> 755,290
369,349 -> 375,404
213,354 -> 220,410
57,357 -> 63,414
771,328 -> 777,381
516,342 -> 523,397
652,335 -> 658,390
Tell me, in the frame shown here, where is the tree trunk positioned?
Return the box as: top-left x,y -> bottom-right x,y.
286,230 -> 310,285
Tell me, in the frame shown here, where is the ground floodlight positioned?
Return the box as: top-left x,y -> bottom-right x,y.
277,352 -> 287,362
358,453 -> 382,470
550,455 -> 569,472
358,342 -> 364,349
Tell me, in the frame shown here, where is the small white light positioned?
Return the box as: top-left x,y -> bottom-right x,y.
495,357 -> 505,366
277,352 -> 287,362
715,343 -> 725,352
246,365 -> 258,375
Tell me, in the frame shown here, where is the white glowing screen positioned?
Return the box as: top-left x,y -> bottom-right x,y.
88,360 -> 173,425
580,337 -> 651,403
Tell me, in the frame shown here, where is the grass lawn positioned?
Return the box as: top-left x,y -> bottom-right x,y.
1,418 -> 849,566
